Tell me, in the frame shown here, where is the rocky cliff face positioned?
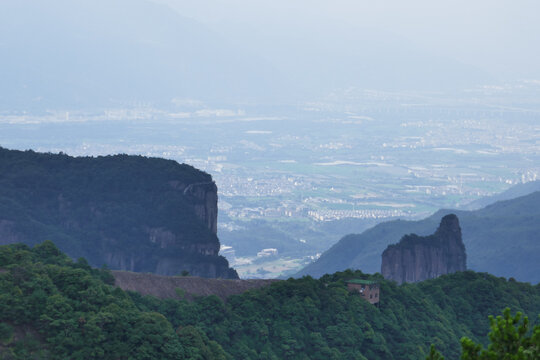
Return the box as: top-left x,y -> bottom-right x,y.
81,177 -> 235,278
0,147 -> 238,279
184,182 -> 219,234
381,214 -> 466,284
169,180 -> 219,235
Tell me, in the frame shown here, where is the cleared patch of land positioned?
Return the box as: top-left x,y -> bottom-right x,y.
112,271 -> 278,301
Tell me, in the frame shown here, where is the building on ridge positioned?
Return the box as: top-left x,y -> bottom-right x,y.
346,279 -> 380,305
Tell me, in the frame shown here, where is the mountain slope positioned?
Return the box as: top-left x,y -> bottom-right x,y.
0,0 -> 283,109
0,0 -> 492,110
0,241 -> 229,359
0,147 -> 237,278
2,242 -> 539,359
296,192 -> 540,283
461,180 -> 540,210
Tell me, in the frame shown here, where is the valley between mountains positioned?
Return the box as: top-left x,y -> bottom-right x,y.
1,148 -> 539,360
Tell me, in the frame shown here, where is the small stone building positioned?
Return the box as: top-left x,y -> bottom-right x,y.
346,279 -> 380,305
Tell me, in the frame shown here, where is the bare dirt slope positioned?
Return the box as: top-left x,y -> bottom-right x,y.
112,271 -> 278,301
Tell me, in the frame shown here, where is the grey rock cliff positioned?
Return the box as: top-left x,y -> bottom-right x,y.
183,181 -> 219,235
381,214 -> 466,284
89,180 -> 233,278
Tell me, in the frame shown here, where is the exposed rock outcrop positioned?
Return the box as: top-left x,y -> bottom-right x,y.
0,147 -> 238,279
183,182 -> 219,234
381,214 -> 466,284
169,180 -> 219,234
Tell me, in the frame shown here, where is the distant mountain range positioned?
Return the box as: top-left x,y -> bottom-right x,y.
0,0 -> 490,109
460,180 -> 540,210
0,0 -> 284,109
296,189 -> 540,283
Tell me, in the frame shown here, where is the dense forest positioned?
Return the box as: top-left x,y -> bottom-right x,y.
0,241 -> 228,359
0,147 -> 237,278
1,242 -> 539,359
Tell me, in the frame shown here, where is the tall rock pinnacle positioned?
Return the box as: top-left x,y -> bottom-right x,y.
381,214 -> 467,284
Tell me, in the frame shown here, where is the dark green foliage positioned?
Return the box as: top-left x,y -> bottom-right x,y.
0,147 -> 236,278
177,326 -> 228,360
1,242 -> 539,359
131,269 -> 540,360
0,242 -> 227,359
460,308 -> 540,360
426,344 -> 445,360
0,322 -> 14,343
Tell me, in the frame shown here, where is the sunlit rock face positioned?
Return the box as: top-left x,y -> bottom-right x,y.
381,214 -> 466,284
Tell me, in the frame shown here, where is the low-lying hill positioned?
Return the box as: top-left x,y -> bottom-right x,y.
0,147 -> 237,278
296,191 -> 540,283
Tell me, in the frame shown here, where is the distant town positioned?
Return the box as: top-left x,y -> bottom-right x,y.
1,81 -> 539,277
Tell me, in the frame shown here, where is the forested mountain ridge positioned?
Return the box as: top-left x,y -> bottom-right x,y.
297,191 -> 540,283
1,242 -> 539,359
0,241 -> 229,359
0,147 -> 237,278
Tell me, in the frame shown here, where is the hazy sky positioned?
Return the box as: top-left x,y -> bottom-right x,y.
154,0 -> 540,79
2,0 -> 539,108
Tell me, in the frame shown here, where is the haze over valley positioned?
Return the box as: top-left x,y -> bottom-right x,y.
2,84 -> 539,277
1,0 -> 539,279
